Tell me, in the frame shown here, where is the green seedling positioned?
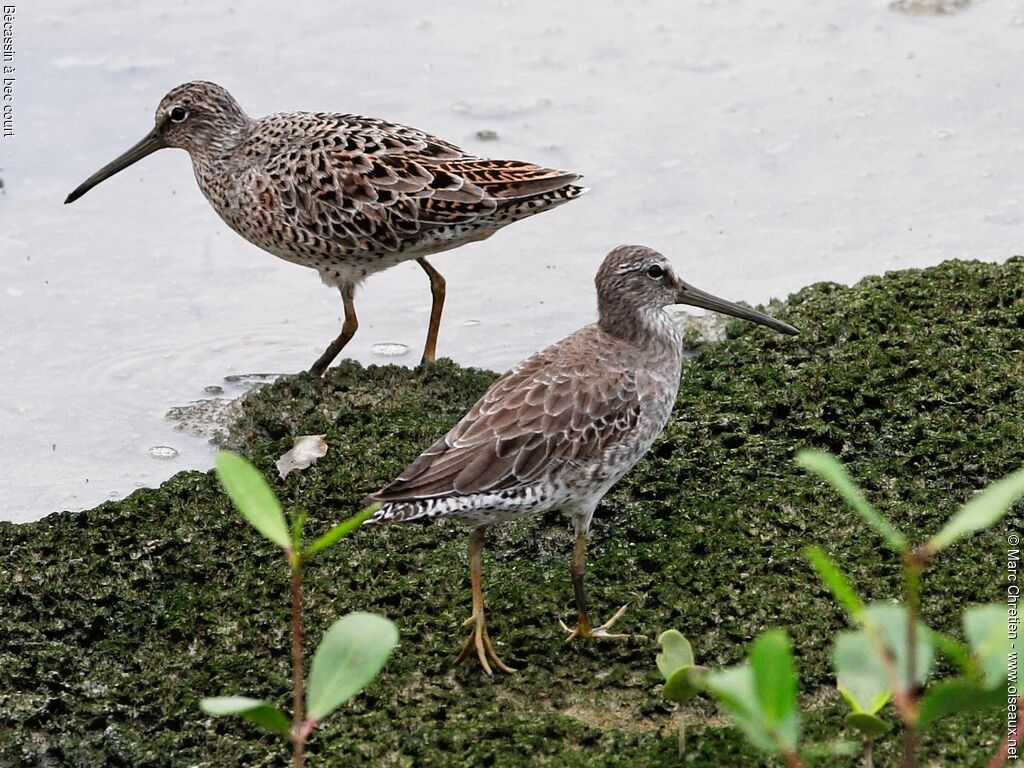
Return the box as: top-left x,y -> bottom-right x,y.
800,450 -> 1023,768
658,628 -> 856,767
703,630 -> 803,765
656,630 -> 704,755
659,454 -> 1021,767
200,451 -> 397,768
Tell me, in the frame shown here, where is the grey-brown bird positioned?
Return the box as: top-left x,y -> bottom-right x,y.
64,81 -> 585,374
365,245 -> 798,674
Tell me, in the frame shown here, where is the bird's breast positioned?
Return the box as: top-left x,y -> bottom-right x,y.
190,163 -> 354,276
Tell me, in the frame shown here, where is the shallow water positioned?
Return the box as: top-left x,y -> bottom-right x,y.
2,0 -> 1022,522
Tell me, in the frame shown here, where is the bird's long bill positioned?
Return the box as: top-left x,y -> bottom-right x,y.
676,282 -> 799,336
64,128 -> 166,204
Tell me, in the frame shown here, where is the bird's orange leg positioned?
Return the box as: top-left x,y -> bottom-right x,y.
560,533 -> 629,641
453,526 -> 516,675
310,285 -> 358,377
416,257 -> 446,365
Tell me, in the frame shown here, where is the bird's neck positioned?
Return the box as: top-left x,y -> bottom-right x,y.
190,117 -> 253,175
598,301 -> 682,351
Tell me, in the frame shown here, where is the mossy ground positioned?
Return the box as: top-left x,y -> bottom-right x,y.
2,258 -> 1022,767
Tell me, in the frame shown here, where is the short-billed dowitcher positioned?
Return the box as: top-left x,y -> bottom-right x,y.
365,245 -> 798,674
64,81 -> 585,374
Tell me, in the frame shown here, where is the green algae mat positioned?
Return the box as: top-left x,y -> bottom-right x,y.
2,258 -> 1021,767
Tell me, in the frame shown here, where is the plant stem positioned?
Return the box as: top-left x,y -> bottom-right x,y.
781,749 -> 806,768
900,706 -> 917,763
863,737 -> 873,768
675,707 -> 686,757
290,553 -> 305,768
901,548 -> 926,768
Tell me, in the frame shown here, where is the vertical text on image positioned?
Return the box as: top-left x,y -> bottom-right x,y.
2,5 -> 14,139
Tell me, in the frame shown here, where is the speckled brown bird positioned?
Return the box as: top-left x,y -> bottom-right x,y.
365,245 -> 799,674
64,81 -> 586,374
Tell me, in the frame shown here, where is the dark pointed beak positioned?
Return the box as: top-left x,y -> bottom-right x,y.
64,128 -> 166,204
675,280 -> 799,336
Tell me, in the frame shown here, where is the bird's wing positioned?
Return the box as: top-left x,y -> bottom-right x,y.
252,113 -> 579,254
369,330 -> 641,502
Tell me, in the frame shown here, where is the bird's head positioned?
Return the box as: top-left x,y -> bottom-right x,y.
595,245 -> 799,338
65,81 -> 248,204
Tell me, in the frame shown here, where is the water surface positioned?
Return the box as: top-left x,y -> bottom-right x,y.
2,0 -> 1022,521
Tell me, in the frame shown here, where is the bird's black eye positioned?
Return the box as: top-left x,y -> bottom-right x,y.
169,106 -> 188,123
646,264 -> 665,279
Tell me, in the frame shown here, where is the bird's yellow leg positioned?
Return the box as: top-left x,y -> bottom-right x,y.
417,257 -> 446,365
453,526 -> 516,675
310,285 -> 358,377
560,533 -> 629,642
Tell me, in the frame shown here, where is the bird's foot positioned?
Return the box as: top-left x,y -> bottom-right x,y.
453,612 -> 516,675
559,604 -> 630,642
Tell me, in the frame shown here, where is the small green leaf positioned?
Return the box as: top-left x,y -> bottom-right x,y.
307,612 -> 398,721
804,546 -> 866,619
837,686 -> 862,712
929,629 -> 972,674
705,633 -> 802,755
834,605 -> 934,709
917,678 -> 1007,728
291,509 -> 307,552
656,631 -> 702,705
663,666 -> 701,704
797,451 -> 906,551
863,603 -> 934,692
214,452 -> 291,550
200,696 -> 291,736
750,630 -> 799,740
964,604 -> 1010,687
927,468 -> 1024,554
844,712 -> 891,739
656,630 -> 695,680
304,505 -> 377,560
835,631 -> 891,715
704,664 -> 777,754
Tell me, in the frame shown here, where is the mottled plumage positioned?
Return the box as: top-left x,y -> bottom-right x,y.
65,81 -> 586,373
366,245 -> 799,674
369,318 -> 666,527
